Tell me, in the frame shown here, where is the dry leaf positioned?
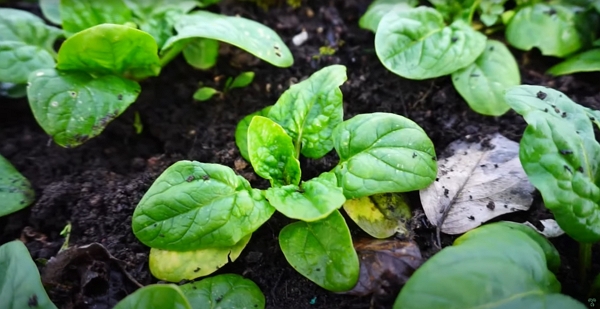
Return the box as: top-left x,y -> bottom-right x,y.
523,219 -> 565,238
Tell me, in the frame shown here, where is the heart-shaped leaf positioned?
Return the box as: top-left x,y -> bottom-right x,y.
180,274 -> 265,309
235,105 -> 272,162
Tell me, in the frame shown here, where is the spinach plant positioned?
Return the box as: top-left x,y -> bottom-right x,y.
394,222 -> 586,308
0,0 -> 293,148
360,0 -> 599,116
132,64 -> 438,291
0,155 -> 34,217
193,71 -> 255,102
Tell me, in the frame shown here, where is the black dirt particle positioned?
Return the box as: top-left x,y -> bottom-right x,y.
186,175 -> 194,182
451,37 -> 458,43
486,201 -> 495,210
467,215 -> 475,220
578,166 -> 584,173
444,188 -> 449,197
561,112 -> 567,118
117,94 -> 123,100
202,175 -> 210,181
494,164 -> 498,168
28,295 -> 38,307
275,51 -> 282,57
554,107 -> 560,113
412,152 -> 417,158
489,45 -> 494,51
559,149 -> 573,155
564,165 -> 572,173
536,91 -> 547,100
216,296 -> 223,303
469,195 -> 472,200
193,267 -> 200,272
544,108 -> 548,112
504,204 -> 508,208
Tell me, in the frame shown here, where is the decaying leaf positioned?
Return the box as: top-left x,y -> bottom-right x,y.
523,219 -> 565,238
420,134 -> 535,234
344,239 -> 422,297
343,193 -> 412,238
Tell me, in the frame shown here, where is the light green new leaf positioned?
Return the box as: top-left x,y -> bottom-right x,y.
265,172 -> 346,221
149,234 -> 250,282
57,24 -> 161,80
333,113 -> 437,199
279,210 -> 359,292
40,0 -> 61,25
235,106 -> 272,162
0,241 -> 57,309
227,72 -> 255,91
60,0 -> 133,37
132,161 -> 275,251
506,3 -> 596,57
394,222 -> 585,309
548,49 -> 600,76
0,155 -> 34,217
268,65 -> 347,158
505,86 -> 600,243
0,8 -> 62,84
479,0 -> 508,26
113,284 -> 191,309
358,0 -> 418,32
375,6 -> 486,80
182,38 -> 219,70
181,274 -> 265,309
193,87 -> 219,101
27,68 -> 140,148
247,116 -> 301,187
452,40 -> 520,116
163,11 -> 293,67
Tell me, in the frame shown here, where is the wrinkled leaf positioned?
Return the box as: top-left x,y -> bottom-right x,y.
452,40 -> 520,116
359,0 -> 418,32
548,48 -> 600,76
394,222 -> 584,309
27,68 -> 140,148
149,234 -> 251,282
279,210 -> 359,292
60,0 -> 133,37
163,11 -> 293,67
345,239 -> 422,297
182,38 -> 219,70
0,8 -> 62,84
132,161 -> 275,251
40,0 -> 61,25
333,113 -> 437,199
479,0 -> 508,26
428,0 -> 474,21
343,193 -> 412,238
0,155 -> 34,217
375,7 -> 486,79
420,133 -> 535,234
268,65 -> 346,158
0,240 -> 57,309
247,116 -> 301,187
235,106 -> 272,162
265,172 -> 345,221
226,71 -> 255,91
57,24 -> 161,80
193,87 -> 219,101
114,284 -> 191,309
180,274 -> 265,309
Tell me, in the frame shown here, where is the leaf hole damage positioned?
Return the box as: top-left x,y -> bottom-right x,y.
186,175 -> 194,182
536,91 -> 547,100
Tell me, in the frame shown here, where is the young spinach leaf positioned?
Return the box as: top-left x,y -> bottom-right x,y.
0,8 -> 62,84
132,161 -> 275,251
180,274 -> 265,309
279,210 -> 359,292
375,6 -> 486,79
162,11 -> 293,67
0,241 -> 57,309
358,0 -> 418,32
333,113 -> 437,199
60,0 -> 133,37
479,0 -> 508,26
265,171 -> 346,221
226,71 -> 255,91
27,69 -> 140,148
267,65 -> 346,158
182,38 -> 219,70
113,284 -> 191,309
0,155 -> 34,217
235,105 -> 272,162
193,87 -> 219,101
247,116 -> 301,187
452,39 -> 520,116
547,49 -> 600,76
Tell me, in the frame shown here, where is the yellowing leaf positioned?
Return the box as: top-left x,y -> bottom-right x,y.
343,193 -> 411,238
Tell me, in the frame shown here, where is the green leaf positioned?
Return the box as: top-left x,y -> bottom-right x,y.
343,192 -> 412,239
267,65 -> 347,158
394,222 -> 585,309
505,86 -> 600,243
180,274 -> 265,309
40,0 -> 62,25
0,82 -> 27,99
478,0 -> 509,26
428,0 -> 475,21
265,171 -> 346,221
0,155 -> 34,217
333,113 -> 437,199
132,161 -> 275,251
193,87 -> 219,101
163,11 -> 293,67
182,38 -> 219,70
279,210 -> 359,292
506,3 -> 597,57
59,0 -> 133,37
27,68 -> 140,148
247,116 -> 301,187
375,6 -> 486,79
113,284 -> 191,309
451,39 -> 520,116
358,0 -> 418,32
547,48 -> 600,76
0,240 -> 57,309
0,8 -> 62,84
226,71 -> 255,91
149,234 -> 251,282
57,24 -> 161,80
235,106 -> 272,162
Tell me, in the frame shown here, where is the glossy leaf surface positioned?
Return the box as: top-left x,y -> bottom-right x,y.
181,274 -> 265,309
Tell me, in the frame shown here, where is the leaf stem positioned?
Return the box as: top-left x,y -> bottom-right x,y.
580,242 -> 593,288
159,43 -> 185,68
467,0 -> 482,24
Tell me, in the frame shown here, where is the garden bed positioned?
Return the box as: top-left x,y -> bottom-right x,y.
1,0 -> 600,308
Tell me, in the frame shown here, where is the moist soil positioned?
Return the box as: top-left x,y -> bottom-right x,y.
2,1 -> 600,308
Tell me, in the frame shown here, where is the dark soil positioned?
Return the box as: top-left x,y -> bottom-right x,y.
2,0 -> 600,308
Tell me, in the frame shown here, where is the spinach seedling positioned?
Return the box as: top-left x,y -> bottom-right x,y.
132,65 -> 438,292
193,71 -> 255,102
